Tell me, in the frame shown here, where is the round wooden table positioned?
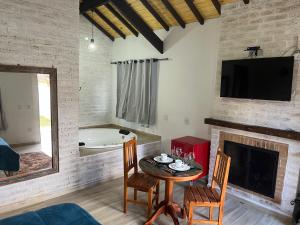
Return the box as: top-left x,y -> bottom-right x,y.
139,155 -> 203,225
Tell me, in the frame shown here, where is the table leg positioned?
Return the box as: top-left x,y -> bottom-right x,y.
165,180 -> 174,203
171,202 -> 184,218
166,204 -> 180,225
144,205 -> 166,225
144,180 -> 181,225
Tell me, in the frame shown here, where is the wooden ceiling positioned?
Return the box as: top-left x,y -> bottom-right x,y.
80,0 -> 249,53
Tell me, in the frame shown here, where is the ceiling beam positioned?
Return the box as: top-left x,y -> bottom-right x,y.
94,8 -> 126,39
211,0 -> 221,15
83,12 -> 114,41
185,0 -> 204,25
140,0 -> 169,31
80,0 -> 110,13
161,0 -> 185,28
110,0 -> 164,54
105,3 -> 139,37
243,0 -> 250,4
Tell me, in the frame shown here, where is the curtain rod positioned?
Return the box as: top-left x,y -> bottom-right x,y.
111,58 -> 170,64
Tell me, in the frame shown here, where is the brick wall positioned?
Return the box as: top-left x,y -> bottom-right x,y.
213,0 -> 300,128
210,0 -> 300,215
78,142 -> 161,187
0,0 -> 80,209
79,16 -> 113,127
0,0 -> 160,213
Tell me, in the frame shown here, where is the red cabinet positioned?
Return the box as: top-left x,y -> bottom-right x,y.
171,136 -> 210,180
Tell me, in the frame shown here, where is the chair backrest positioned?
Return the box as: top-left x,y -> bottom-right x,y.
123,137 -> 138,180
211,149 -> 231,202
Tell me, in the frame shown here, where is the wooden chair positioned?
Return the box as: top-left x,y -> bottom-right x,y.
123,137 -> 160,218
184,150 -> 231,225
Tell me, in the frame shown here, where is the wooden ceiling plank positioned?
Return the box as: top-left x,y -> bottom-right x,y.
161,0 -> 185,28
83,12 -> 115,41
140,0 -> 169,31
80,0 -> 110,13
211,0 -> 221,15
95,8 -> 126,39
243,0 -> 249,4
105,4 -> 139,37
111,0 -> 164,53
185,0 -> 204,25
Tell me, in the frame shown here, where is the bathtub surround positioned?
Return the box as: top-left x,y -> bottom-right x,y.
77,141 -> 160,192
78,128 -> 137,156
79,125 -> 161,156
116,59 -> 158,125
209,0 -> 300,216
79,124 -> 161,143
112,20 -> 221,150
79,16 -> 113,127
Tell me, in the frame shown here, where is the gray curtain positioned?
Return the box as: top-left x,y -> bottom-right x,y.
116,59 -> 158,125
0,89 -> 7,130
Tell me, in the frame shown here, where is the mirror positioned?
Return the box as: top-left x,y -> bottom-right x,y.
0,65 -> 58,185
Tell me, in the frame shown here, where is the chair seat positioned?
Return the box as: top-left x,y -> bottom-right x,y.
185,185 -> 220,206
127,173 -> 158,192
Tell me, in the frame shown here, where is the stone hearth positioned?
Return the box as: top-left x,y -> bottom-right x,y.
219,131 -> 288,203
209,127 -> 299,215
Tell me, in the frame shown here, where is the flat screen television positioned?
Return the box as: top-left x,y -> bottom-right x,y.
220,57 -> 294,101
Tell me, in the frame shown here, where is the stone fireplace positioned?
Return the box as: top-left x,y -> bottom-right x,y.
208,125 -> 300,215
206,0 -> 300,216
219,132 -> 288,203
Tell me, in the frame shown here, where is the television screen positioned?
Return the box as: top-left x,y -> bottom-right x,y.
220,57 -> 294,101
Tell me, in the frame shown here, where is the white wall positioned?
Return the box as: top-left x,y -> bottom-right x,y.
112,20 -> 221,150
210,0 -> 300,215
0,72 -> 40,144
0,0 -> 80,210
79,16 -> 113,127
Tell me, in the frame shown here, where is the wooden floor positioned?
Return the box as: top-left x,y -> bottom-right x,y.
0,178 -> 291,225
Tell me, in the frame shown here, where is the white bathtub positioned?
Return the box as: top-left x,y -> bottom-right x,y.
79,128 -> 137,156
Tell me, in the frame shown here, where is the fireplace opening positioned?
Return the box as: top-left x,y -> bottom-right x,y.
224,140 -> 279,198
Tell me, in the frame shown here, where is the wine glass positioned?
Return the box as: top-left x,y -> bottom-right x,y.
188,152 -> 194,162
188,151 -> 196,169
183,153 -> 189,165
176,147 -> 182,159
171,147 -> 176,158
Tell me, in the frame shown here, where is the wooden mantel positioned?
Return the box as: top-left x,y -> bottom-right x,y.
204,118 -> 300,141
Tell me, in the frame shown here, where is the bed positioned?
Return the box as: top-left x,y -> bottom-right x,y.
0,203 -> 101,225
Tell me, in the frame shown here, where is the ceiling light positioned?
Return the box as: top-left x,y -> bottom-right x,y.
88,38 -> 95,50
88,10 -> 96,51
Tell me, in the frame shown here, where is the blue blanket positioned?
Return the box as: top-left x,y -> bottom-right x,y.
0,138 -> 19,171
0,203 -> 102,225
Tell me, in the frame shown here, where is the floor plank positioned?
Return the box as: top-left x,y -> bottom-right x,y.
0,178 -> 291,225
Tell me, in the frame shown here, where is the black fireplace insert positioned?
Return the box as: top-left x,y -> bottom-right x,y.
292,194 -> 300,225
224,140 -> 279,198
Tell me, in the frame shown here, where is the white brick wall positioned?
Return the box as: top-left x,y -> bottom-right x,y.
79,16 -> 113,127
78,142 -> 161,187
0,0 -> 161,213
210,0 -> 300,215
0,0 -> 80,210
